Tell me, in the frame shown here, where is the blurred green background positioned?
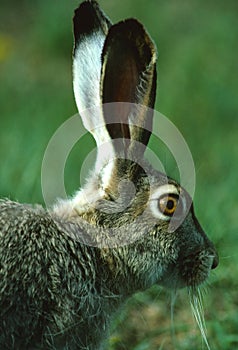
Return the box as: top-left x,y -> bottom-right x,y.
0,0 -> 238,349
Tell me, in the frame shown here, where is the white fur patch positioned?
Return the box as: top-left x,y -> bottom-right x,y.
73,32 -> 104,113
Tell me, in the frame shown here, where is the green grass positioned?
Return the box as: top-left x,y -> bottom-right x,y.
1,1 -> 238,349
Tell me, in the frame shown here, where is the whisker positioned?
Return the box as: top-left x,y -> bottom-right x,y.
219,254 -> 237,260
170,290 -> 178,348
188,287 -> 211,350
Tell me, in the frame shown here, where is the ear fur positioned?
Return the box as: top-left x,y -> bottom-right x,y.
72,2 -> 157,201
73,0 -> 111,129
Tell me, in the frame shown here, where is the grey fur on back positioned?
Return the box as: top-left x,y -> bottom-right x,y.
0,200 -> 120,349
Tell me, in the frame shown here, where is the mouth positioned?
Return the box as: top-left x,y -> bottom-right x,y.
178,250 -> 215,288
159,250 -> 215,290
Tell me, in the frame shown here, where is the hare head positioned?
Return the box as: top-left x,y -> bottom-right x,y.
62,0 -> 218,294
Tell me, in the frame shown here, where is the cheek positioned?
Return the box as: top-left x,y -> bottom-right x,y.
156,233 -> 179,262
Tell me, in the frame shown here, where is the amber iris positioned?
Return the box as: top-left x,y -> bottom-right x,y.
158,194 -> 178,216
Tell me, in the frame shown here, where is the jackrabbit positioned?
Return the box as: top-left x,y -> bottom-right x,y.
0,1 -> 218,349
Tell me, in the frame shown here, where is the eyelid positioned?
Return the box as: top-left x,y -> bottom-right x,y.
150,184 -> 179,201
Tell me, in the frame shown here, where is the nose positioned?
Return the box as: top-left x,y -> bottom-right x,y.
211,251 -> 219,269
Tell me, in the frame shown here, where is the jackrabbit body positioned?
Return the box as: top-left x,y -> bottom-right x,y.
0,1 -> 218,349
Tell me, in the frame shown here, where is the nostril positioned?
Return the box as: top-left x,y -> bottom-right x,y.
212,253 -> 219,269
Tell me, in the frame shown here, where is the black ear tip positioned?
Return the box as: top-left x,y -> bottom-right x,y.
74,0 -> 99,15
74,1 -> 99,35
104,18 -> 157,66
74,1 -> 101,22
73,0 -> 110,47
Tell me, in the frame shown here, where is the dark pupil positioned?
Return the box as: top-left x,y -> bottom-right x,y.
166,199 -> 174,210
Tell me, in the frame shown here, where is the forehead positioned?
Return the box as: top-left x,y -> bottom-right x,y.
148,170 -> 193,207
148,168 -> 180,190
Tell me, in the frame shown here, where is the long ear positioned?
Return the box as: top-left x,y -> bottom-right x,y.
100,19 -> 157,156
73,1 -> 111,132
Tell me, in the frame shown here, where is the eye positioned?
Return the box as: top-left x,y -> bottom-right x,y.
158,194 -> 178,217
150,184 -> 186,221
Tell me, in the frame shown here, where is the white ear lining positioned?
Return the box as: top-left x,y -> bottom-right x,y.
73,32 -> 116,181
73,32 -> 105,115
